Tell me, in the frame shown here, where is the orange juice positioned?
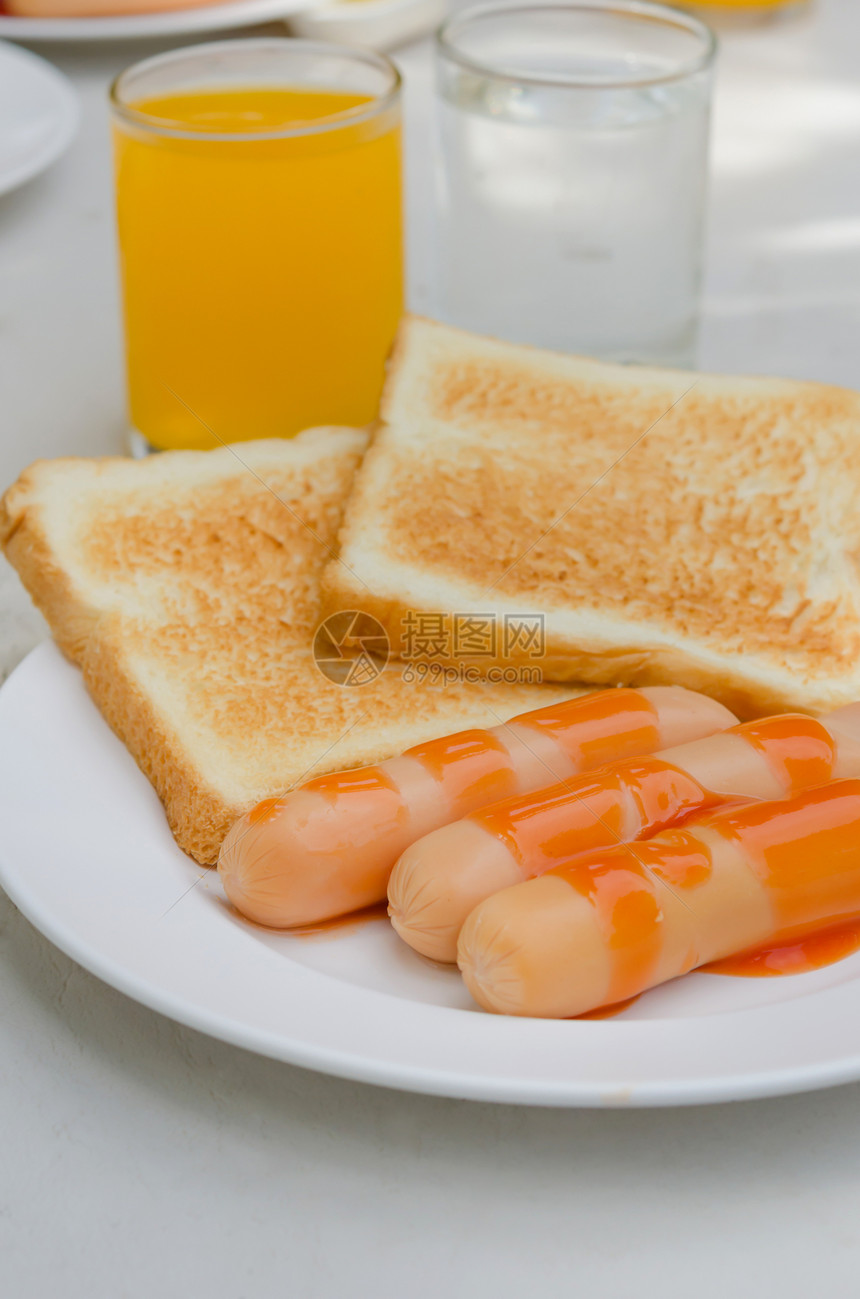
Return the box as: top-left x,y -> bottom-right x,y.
682,0 -> 802,11
113,85 -> 403,450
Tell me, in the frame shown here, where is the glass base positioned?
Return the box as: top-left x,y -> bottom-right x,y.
128,429 -> 160,458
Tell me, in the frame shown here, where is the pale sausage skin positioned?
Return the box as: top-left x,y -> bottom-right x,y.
218,686 -> 735,928
457,779 -> 860,1019
389,710 -> 860,962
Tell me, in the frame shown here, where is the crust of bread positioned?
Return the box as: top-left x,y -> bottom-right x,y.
317,578 -> 816,720
323,316 -> 860,718
1,466 -> 98,663
76,620 -> 230,864
2,431 -> 576,864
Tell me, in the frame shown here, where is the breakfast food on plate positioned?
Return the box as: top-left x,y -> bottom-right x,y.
6,0 -> 224,17
322,315 -> 860,717
389,707 -> 860,961
0,430 -> 575,864
218,685 -> 735,927
9,313 -> 860,1031
458,780 -> 860,1018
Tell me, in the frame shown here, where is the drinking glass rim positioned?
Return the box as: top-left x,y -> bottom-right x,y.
436,1 -> 717,91
109,37 -> 402,142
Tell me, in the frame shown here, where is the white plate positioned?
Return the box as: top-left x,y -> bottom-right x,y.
4,642 -> 860,1107
0,0 -> 310,43
0,41 -> 78,195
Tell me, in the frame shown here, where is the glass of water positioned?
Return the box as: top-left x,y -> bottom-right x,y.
434,2 -> 716,367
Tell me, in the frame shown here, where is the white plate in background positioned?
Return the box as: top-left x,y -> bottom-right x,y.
0,41 -> 78,196
4,641 -> 860,1107
0,0 -> 312,43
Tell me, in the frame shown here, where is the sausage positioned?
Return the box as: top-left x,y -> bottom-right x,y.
457,779 -> 860,1018
218,686 -> 735,928
389,711 -> 860,962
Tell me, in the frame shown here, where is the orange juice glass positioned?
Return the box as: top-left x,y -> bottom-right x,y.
110,39 -> 403,452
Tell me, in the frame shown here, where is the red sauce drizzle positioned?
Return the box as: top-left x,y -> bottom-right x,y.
404,729 -> 518,814
514,689 -> 660,772
470,758 -> 718,879
624,758 -> 722,832
636,830 -> 714,893
702,919 -> 860,977
301,767 -> 399,799
735,714 -> 837,795
247,796 -> 283,826
706,779 -> 860,936
548,848 -> 664,1004
471,775 -> 629,876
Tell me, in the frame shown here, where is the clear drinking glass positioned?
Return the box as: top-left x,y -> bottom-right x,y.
434,2 -> 716,367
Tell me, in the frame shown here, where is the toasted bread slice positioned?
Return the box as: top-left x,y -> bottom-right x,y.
321,317 -> 860,717
0,429 -> 576,864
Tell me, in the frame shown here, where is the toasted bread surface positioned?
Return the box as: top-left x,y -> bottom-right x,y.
1,430 -> 576,863
322,317 -> 860,717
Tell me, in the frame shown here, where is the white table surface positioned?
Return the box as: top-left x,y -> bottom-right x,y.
2,3 -> 860,1294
